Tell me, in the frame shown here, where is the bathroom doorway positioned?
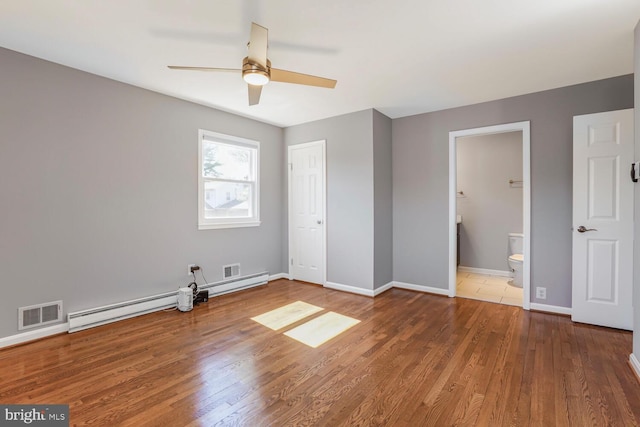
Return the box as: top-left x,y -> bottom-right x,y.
448,122 -> 531,309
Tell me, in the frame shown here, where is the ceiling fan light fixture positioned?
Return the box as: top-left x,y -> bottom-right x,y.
242,57 -> 271,86
243,71 -> 270,86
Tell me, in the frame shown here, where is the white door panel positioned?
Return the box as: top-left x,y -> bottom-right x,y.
572,109 -> 634,330
289,141 -> 325,285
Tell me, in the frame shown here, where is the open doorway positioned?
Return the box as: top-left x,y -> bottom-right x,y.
448,122 -> 531,309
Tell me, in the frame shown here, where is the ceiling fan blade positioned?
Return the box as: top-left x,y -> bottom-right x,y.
167,66 -> 240,72
248,84 -> 262,105
270,68 -> 337,89
247,22 -> 268,68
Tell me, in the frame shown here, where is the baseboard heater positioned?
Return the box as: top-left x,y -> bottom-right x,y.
68,272 -> 269,333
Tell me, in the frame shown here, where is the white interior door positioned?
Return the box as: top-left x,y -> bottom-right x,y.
572,109 -> 634,330
288,141 -> 326,285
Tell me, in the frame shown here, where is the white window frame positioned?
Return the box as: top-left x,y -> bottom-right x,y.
198,129 -> 260,230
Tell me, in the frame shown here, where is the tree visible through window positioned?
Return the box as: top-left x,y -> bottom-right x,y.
198,130 -> 260,229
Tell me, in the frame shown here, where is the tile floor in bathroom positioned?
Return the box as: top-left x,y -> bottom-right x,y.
456,271 -> 523,306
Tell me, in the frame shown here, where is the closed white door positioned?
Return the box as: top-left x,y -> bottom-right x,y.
288,141 -> 325,285
572,109 -> 634,330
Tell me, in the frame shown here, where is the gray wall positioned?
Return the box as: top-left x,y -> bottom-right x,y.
373,110 -> 393,288
457,132 -> 523,271
393,75 -> 634,307
0,47 -> 284,339
633,21 -> 640,361
284,110 -> 375,290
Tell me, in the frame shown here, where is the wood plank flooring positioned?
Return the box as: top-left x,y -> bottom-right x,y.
1,279 -> 639,426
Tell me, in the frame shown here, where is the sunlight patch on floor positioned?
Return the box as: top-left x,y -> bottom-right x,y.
250,301 -> 323,330
284,312 -> 360,348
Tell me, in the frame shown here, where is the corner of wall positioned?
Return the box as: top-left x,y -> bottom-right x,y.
372,110 -> 393,288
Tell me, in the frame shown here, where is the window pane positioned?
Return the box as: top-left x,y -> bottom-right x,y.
203,181 -> 252,218
202,141 -> 253,181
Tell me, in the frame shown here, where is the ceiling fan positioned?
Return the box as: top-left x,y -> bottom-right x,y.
168,22 -> 337,106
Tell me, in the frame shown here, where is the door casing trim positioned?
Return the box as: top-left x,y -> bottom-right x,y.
448,121 -> 531,310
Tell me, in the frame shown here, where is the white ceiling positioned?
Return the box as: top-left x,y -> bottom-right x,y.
1,1 -> 639,127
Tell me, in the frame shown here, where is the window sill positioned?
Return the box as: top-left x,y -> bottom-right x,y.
198,221 -> 261,230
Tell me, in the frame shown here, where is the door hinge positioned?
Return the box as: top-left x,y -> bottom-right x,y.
290,258 -> 293,265
289,163 -> 293,171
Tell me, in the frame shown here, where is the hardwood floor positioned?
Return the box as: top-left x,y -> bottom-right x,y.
1,279 -> 639,426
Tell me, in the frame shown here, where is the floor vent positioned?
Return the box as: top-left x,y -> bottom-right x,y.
223,263 -> 241,279
18,301 -> 63,330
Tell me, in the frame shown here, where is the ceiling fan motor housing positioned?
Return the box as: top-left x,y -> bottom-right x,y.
242,57 -> 271,85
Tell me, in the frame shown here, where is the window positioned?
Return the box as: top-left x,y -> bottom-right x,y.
198,130 -> 260,229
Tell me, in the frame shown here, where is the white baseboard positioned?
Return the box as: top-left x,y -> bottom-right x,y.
458,266 -> 512,277
269,273 -> 290,281
324,281 -> 375,297
0,323 -> 69,349
529,303 -> 572,316
373,282 -> 394,296
630,354 -> 640,383
324,280 -> 450,298
393,281 -> 450,297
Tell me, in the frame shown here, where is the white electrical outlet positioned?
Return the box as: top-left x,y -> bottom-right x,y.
536,287 -> 547,300
187,264 -> 196,275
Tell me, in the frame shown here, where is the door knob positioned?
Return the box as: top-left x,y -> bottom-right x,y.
317,220 -> 323,225
577,225 -> 597,233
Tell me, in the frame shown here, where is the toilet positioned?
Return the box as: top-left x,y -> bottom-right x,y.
508,233 -> 524,288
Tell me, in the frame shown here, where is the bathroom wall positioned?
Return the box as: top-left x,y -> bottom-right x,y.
457,131 -> 523,271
